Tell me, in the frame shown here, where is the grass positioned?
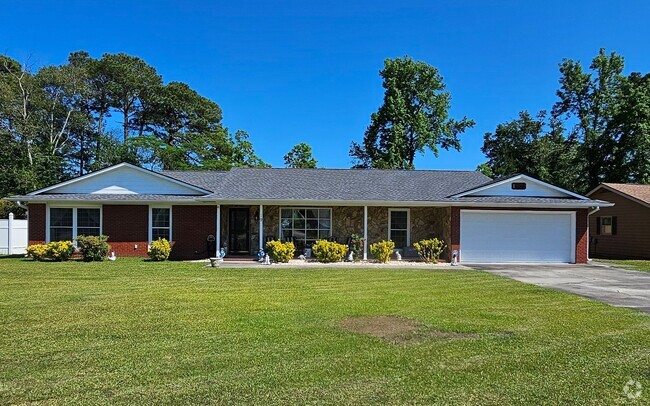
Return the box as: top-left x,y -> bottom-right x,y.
0,258 -> 648,404
595,258 -> 650,273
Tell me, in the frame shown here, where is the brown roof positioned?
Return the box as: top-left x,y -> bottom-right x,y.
598,183 -> 650,206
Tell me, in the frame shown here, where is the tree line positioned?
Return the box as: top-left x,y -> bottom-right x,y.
2,49 -> 648,214
0,51 -> 267,201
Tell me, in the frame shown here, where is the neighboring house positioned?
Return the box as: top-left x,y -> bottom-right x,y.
7,163 -> 612,263
587,183 -> 650,259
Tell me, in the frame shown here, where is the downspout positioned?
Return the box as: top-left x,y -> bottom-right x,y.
587,207 -> 600,261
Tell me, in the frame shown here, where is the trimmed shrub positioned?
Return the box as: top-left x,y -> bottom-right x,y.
348,233 -> 364,262
47,241 -> 75,261
369,240 -> 395,263
312,239 -> 347,263
413,238 -> 446,264
76,235 -> 111,262
148,238 -> 171,261
265,240 -> 295,263
26,244 -> 49,261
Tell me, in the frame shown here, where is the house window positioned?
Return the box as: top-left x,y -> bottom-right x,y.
600,216 -> 613,235
389,209 -> 410,249
77,208 -> 101,236
48,207 -> 101,242
49,208 -> 73,241
280,208 -> 331,247
150,208 -> 171,241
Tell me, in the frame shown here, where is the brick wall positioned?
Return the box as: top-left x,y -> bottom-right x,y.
451,207 -> 588,264
102,205 -> 149,257
170,205 -> 216,260
28,203 -> 46,245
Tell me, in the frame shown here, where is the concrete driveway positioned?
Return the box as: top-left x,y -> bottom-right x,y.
470,262 -> 650,314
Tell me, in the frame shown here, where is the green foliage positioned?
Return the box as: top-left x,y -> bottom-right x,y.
350,56 -> 474,169
0,200 -> 25,219
265,240 -> 295,263
76,235 -> 111,262
148,238 -> 171,261
27,241 -> 76,261
348,233 -> 364,262
413,238 -> 446,264
311,240 -> 347,263
26,244 -> 49,261
369,240 -> 395,263
481,49 -> 650,193
0,51 -> 267,197
284,143 -> 318,168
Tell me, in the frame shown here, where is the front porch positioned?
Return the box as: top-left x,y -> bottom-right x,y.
216,205 -> 451,260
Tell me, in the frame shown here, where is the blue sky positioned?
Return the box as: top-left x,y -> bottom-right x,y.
3,1 -> 649,169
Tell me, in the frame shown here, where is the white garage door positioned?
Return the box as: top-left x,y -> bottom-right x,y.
460,211 -> 575,263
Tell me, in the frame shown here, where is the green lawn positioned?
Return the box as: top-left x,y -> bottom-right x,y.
596,259 -> 650,273
0,258 -> 648,404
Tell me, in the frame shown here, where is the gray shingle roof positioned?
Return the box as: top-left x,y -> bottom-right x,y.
202,167 -> 492,202
160,170 -> 226,192
8,194 -> 199,202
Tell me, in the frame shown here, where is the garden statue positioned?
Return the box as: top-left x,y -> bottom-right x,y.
258,248 -> 265,262
219,248 -> 226,259
108,251 -> 117,261
347,251 -> 354,262
395,251 -> 402,261
264,253 -> 271,265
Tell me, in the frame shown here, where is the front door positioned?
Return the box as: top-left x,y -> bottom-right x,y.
229,208 -> 250,254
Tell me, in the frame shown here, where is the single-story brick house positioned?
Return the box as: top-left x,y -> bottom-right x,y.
587,183 -> 650,259
8,163 -> 613,263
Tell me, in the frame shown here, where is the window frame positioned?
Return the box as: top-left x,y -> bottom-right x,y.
388,208 -> 411,248
278,207 -> 332,246
46,205 -> 102,243
149,206 -> 172,243
600,216 -> 613,235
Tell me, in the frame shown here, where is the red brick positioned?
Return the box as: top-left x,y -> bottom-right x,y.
102,205 -> 149,257
28,203 -> 46,245
170,205 -> 216,260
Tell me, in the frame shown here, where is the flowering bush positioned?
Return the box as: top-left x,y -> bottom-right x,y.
26,244 -> 49,261
413,238 -> 446,264
312,240 -> 347,263
265,240 -> 295,263
76,235 -> 111,262
148,238 -> 171,261
369,240 -> 395,263
47,241 -> 75,261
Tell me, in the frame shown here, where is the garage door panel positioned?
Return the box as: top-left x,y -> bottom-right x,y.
460,211 -> 574,263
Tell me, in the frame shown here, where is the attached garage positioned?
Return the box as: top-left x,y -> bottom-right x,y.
460,210 -> 576,263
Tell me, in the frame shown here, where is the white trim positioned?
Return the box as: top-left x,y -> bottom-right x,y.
149,205 -> 172,243
363,205 -> 368,261
459,209 -> 577,264
216,205 -> 221,256
451,174 -> 588,200
46,205 -> 103,243
388,208 -> 411,247
28,162 -> 211,195
259,204 -> 263,251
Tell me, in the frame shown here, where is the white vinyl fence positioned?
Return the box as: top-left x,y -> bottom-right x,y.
0,213 -> 28,255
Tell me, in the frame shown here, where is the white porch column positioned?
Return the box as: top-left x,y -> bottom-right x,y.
363,206 -> 368,261
259,204 -> 264,251
7,212 -> 14,255
216,205 -> 221,256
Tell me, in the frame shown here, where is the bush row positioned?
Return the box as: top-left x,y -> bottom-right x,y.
26,237 -> 173,262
